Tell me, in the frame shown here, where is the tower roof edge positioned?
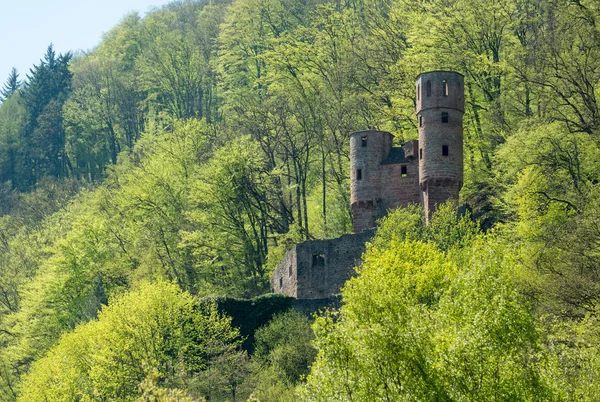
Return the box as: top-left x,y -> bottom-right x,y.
416,70 -> 464,80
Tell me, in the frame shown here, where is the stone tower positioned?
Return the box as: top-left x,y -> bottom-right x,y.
416,71 -> 464,221
350,130 -> 393,232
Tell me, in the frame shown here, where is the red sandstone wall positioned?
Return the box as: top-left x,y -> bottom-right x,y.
416,71 -> 464,114
417,71 -> 464,221
350,130 -> 393,232
422,180 -> 462,220
350,130 -> 392,205
380,159 -> 421,210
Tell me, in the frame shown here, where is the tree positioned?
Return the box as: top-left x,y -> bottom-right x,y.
0,68 -> 21,102
301,207 -> 548,401
188,136 -> 279,296
19,44 -> 73,188
18,282 -> 242,401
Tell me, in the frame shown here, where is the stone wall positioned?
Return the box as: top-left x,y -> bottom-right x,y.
380,157 -> 421,210
351,201 -> 379,233
416,70 -> 464,114
271,246 -> 298,297
422,179 -> 462,219
271,230 -> 375,299
417,70 -> 464,222
350,130 -> 392,205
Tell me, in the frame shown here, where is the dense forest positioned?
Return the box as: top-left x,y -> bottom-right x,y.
0,0 -> 600,400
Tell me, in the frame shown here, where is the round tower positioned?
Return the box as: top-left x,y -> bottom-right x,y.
416,71 -> 464,221
350,130 -> 393,232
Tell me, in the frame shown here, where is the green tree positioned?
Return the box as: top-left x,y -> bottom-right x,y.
249,310 -> 316,401
301,208 -> 548,401
20,44 -> 73,187
18,281 -> 241,401
187,136 -> 278,296
0,68 -> 21,102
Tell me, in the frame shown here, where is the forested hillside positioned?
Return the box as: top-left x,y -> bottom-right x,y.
1,0 -> 600,400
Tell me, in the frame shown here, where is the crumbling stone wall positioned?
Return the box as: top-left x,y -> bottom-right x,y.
271,230 -> 375,299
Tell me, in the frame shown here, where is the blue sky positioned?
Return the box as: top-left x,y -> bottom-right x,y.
0,0 -> 173,83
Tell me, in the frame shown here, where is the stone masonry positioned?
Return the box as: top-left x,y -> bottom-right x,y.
270,230 -> 375,299
272,71 -> 464,299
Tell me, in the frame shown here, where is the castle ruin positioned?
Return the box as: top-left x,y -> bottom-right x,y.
271,71 -> 464,298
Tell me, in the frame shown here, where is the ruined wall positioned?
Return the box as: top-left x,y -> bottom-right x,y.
271,230 -> 375,299
380,158 -> 421,210
271,246 -> 298,297
351,201 -> 380,233
296,230 -> 375,299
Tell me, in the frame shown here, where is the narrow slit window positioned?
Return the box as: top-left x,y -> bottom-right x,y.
427,80 -> 432,96
357,169 -> 362,180
442,112 -> 449,123
417,84 -> 420,100
312,253 -> 325,267
419,115 -> 423,127
361,136 -> 367,147
420,148 -> 423,160
442,145 -> 449,156
442,80 -> 448,96
279,277 -> 283,289
288,264 -> 292,277
401,165 -> 407,177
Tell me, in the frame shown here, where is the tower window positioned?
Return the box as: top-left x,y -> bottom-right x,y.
312,253 -> 325,267
288,264 -> 292,277
357,169 -> 362,180
419,116 -> 423,127
442,145 -> 449,156
417,84 -> 420,100
279,277 -> 283,289
442,112 -> 449,123
442,80 -> 448,96
361,136 -> 367,147
427,81 -> 431,97
401,165 -> 407,177
420,148 -> 423,160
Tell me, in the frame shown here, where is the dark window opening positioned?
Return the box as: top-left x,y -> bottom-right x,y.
442,145 -> 449,156
288,264 -> 292,277
442,112 -> 449,123
401,165 -> 407,177
357,169 -> 362,180
279,277 -> 283,289
419,115 -> 423,127
442,80 -> 448,96
427,80 -> 431,96
361,136 -> 367,147
420,148 -> 423,160
312,253 -> 325,267
417,84 -> 420,100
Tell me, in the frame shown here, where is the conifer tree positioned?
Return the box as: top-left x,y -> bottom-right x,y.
0,68 -> 21,102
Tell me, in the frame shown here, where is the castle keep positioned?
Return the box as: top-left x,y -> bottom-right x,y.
271,71 -> 464,298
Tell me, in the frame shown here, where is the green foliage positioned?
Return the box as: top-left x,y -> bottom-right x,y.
18,281 -> 240,401
249,310 -> 317,401
207,293 -> 294,352
254,310 -> 316,384
0,68 -> 21,102
187,136 -> 276,296
1,0 -> 600,399
372,202 -> 479,252
302,216 -> 548,401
